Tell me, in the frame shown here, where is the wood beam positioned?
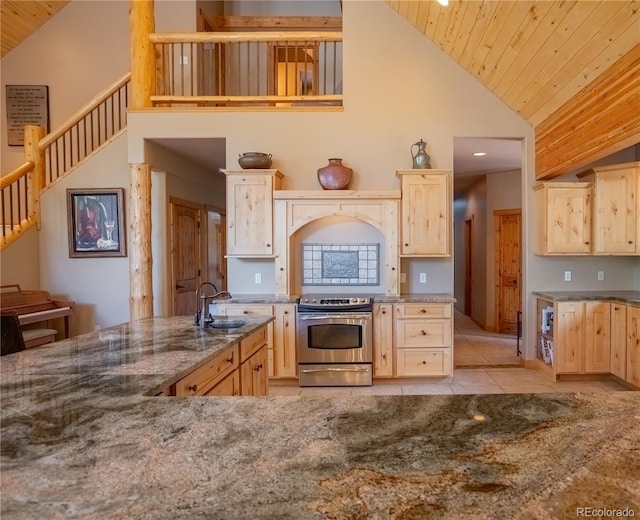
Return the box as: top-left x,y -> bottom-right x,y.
207,16 -> 342,31
23,125 -> 45,228
130,0 -> 155,108
129,163 -> 153,321
535,43 -> 640,180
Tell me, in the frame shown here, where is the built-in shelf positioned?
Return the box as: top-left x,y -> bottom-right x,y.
273,190 -> 401,200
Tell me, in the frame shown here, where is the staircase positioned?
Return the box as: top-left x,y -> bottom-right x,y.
0,73 -> 131,251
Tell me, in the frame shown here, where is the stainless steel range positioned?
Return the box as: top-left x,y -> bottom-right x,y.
296,295 -> 373,387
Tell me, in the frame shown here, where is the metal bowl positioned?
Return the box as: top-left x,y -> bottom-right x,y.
238,152 -> 272,169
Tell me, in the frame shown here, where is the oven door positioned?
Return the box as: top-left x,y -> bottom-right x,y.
296,312 -> 372,364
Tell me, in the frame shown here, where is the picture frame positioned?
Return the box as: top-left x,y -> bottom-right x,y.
6,85 -> 50,146
67,188 -> 126,258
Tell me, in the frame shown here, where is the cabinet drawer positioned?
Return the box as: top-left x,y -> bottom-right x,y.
204,370 -> 240,396
396,319 -> 452,348
240,326 -> 268,362
174,344 -> 239,396
220,304 -> 274,317
395,303 -> 451,319
396,348 -> 451,377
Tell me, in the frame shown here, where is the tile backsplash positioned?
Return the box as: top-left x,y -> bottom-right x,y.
302,243 -> 379,286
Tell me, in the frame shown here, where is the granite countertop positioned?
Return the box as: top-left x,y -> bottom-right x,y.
533,290 -> 640,305
2,316 -> 639,519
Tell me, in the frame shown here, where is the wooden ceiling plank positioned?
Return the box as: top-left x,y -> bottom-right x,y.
492,1 -> 575,102
423,1 -> 444,41
447,1 -> 486,64
433,0 -> 457,48
527,7 -> 640,125
467,1 -> 520,80
457,1 -> 501,71
414,0 -> 431,35
501,0 -> 601,115
477,2 -> 532,85
517,1 -> 629,122
483,1 -> 554,90
441,0 -> 469,55
406,0 -> 421,27
535,44 -> 640,178
397,0 -> 411,19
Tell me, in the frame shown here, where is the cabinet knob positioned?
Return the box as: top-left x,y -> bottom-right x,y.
280,267 -> 284,271
420,309 -> 426,313
266,243 -> 271,247
382,310 -> 386,314
284,311 -> 288,314
405,243 -> 409,247
188,384 -> 198,392
421,330 -> 426,335
422,361 -> 426,364
391,267 -> 396,271
382,354 -> 386,359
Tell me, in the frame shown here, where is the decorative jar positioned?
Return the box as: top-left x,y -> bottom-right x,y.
317,158 -> 353,190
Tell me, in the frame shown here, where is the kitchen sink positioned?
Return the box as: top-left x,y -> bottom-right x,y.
208,318 -> 245,329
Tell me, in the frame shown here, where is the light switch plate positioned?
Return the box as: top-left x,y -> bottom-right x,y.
564,271 -> 571,282
597,271 -> 604,281
255,273 -> 262,284
419,273 -> 427,283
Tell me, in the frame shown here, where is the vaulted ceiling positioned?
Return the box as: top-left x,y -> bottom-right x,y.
385,0 -> 640,128
1,0 -> 69,58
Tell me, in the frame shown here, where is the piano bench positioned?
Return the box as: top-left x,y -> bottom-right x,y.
22,328 -> 58,349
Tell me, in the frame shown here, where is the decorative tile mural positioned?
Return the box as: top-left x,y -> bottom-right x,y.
302,243 -> 380,286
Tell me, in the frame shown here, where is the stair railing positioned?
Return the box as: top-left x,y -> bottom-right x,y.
1,72 -> 131,251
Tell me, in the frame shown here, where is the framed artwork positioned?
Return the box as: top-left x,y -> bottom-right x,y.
67,188 -> 126,258
5,85 -> 50,146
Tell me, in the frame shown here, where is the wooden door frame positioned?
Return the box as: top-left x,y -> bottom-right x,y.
493,208 -> 522,333
204,204 -> 227,291
464,216 -> 473,316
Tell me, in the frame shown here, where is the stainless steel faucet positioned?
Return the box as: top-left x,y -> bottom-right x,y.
194,282 -> 232,327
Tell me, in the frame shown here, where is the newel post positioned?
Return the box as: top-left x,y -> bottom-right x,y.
23,125 -> 45,228
129,0 -> 155,320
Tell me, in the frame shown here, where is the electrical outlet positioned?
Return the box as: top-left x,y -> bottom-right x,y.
419,273 -> 427,283
597,271 -> 605,281
400,273 -> 407,284
564,271 -> 572,282
180,55 -> 189,65
254,273 -> 262,284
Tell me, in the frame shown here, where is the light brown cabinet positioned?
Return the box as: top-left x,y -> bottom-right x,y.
217,303 -> 296,379
533,182 -> 592,255
174,344 -> 239,396
240,343 -> 268,396
610,303 -> 627,379
223,169 -> 283,256
578,161 -> 640,255
394,303 -> 453,377
396,170 -> 452,256
627,304 -> 640,387
554,300 -> 610,374
372,303 -> 393,377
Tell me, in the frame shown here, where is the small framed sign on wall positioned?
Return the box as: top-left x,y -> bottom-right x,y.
5,85 -> 50,146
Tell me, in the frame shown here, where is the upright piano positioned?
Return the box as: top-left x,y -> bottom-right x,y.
1,285 -> 75,349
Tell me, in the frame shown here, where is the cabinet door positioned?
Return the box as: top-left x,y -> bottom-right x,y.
400,172 -> 451,256
273,304 -> 297,378
226,174 -> 275,255
205,370 -> 240,396
536,184 -> 591,254
240,346 -> 269,396
610,303 -> 627,379
584,301 -> 610,373
555,302 -> 584,374
373,303 -> 393,377
627,305 -> 640,387
593,168 -> 638,254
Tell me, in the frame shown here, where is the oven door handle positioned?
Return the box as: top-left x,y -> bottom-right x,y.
300,367 -> 370,373
297,313 -> 372,321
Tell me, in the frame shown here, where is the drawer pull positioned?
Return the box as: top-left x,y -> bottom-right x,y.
254,363 -> 264,372
420,309 -> 426,313
421,330 -> 426,335
227,356 -> 234,364
188,384 -> 198,392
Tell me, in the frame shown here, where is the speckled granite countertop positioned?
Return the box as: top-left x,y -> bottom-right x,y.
225,293 -> 456,304
533,291 -> 640,305
2,316 -> 639,519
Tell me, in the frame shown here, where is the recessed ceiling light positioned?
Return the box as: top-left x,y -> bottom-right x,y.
437,0 -> 449,5
472,152 -> 486,157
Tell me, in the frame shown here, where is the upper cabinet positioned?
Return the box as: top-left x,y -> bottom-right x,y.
533,182 -> 592,255
396,169 -> 452,257
578,162 -> 640,255
223,169 -> 283,257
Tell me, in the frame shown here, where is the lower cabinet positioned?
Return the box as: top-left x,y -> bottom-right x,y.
627,304 -> 640,388
171,324 -> 269,397
373,303 -> 393,377
393,303 -> 453,377
217,303 -> 297,379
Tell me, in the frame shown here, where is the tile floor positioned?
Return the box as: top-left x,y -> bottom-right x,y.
269,309 -> 633,396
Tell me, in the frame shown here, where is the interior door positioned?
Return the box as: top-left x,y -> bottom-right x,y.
464,217 -> 473,316
171,199 -> 202,316
206,209 -> 226,291
495,210 -> 522,334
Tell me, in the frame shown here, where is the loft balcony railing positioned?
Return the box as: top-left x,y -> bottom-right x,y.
149,31 -> 343,107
